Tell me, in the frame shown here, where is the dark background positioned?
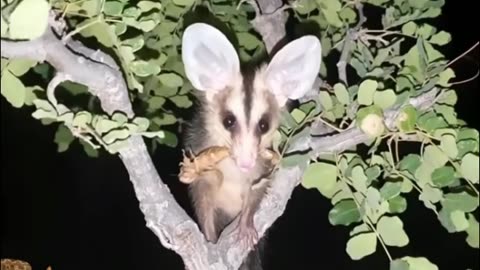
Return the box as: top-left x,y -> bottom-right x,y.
2,2 -> 479,270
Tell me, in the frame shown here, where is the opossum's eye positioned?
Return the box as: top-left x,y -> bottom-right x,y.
222,112 -> 236,130
257,115 -> 270,134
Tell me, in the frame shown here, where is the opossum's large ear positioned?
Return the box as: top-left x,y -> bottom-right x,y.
264,36 -> 322,107
182,23 -> 240,95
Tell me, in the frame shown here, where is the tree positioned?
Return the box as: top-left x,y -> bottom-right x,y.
1,0 -> 478,269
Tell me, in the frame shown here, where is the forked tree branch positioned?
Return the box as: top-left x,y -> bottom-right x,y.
1,2 -> 441,270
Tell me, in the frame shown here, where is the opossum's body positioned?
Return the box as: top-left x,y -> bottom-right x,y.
181,23 -> 322,269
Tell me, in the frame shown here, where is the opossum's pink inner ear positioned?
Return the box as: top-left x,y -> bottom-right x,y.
181,23 -> 240,96
264,35 -> 322,107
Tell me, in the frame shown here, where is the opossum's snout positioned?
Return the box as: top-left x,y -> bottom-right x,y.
231,130 -> 259,172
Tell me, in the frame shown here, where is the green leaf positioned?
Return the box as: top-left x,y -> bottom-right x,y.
172,0 -> 194,6
73,111 -> 92,127
346,233 -> 377,260
1,71 -> 26,108
440,135 -> 458,159
302,162 -> 338,198
80,21 -> 117,48
417,111 -> 448,133
399,154 -> 421,174
458,128 -> 479,141
152,113 -> 176,126
141,131 -> 165,139
81,0 -> 101,16
319,91 -> 333,111
80,140 -> 99,158
320,0 -> 343,27
381,181 -> 402,200
7,59 -> 37,76
104,1 -> 124,16
159,73 -> 183,88
9,0 -> 50,39
466,214 -> 479,248
138,20 -> 157,32
461,153 -> 479,183
334,83 -> 350,105
429,31 -> 451,46
373,89 -> 396,109
132,117 -> 150,131
329,199 -> 361,226
438,207 -> 456,233
337,5 -> 355,22
351,165 -> 368,193
377,216 -> 409,247
404,45 -> 424,82
170,95 -> 192,108
95,118 -> 119,134
389,196 -> 407,213
24,85 -> 41,105
365,166 -> 380,182
434,104 -> 456,125
238,32 -> 260,50
437,68 -> 455,87
457,140 -> 478,159
156,130 -> 178,147
431,166 -> 456,187
423,145 -> 448,168
417,168 -> 433,192
32,99 -> 55,112
417,24 -> 435,39
130,60 -> 161,77
54,125 -> 74,152
112,112 -> 129,125
424,41 -> 444,62
442,192 -> 479,213
102,129 -> 130,144
137,1 -> 162,12
438,89 -> 457,105
400,256 -> 439,270
294,0 -> 316,14
291,109 -> 307,123
419,184 -> 442,209
122,36 -> 145,52
402,21 -> 417,36
358,79 -> 378,105
396,105 -> 417,132
390,259 -> 409,270
366,187 -> 381,210
450,210 -> 469,232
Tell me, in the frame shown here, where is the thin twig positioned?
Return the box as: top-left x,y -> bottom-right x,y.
446,42 -> 479,67
451,69 -> 480,86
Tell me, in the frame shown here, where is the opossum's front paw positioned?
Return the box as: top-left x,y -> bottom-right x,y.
179,153 -> 198,184
179,164 -> 197,183
235,220 -> 258,250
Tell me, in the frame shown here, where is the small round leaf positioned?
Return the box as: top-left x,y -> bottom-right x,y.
302,162 -> 338,198
377,216 -> 409,247
346,232 -> 377,260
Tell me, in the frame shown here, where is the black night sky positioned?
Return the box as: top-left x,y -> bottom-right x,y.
2,2 -> 479,270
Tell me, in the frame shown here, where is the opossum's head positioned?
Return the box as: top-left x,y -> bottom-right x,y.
182,23 -> 322,172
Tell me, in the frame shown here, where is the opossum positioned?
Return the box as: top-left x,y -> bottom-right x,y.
181,23 -> 322,269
